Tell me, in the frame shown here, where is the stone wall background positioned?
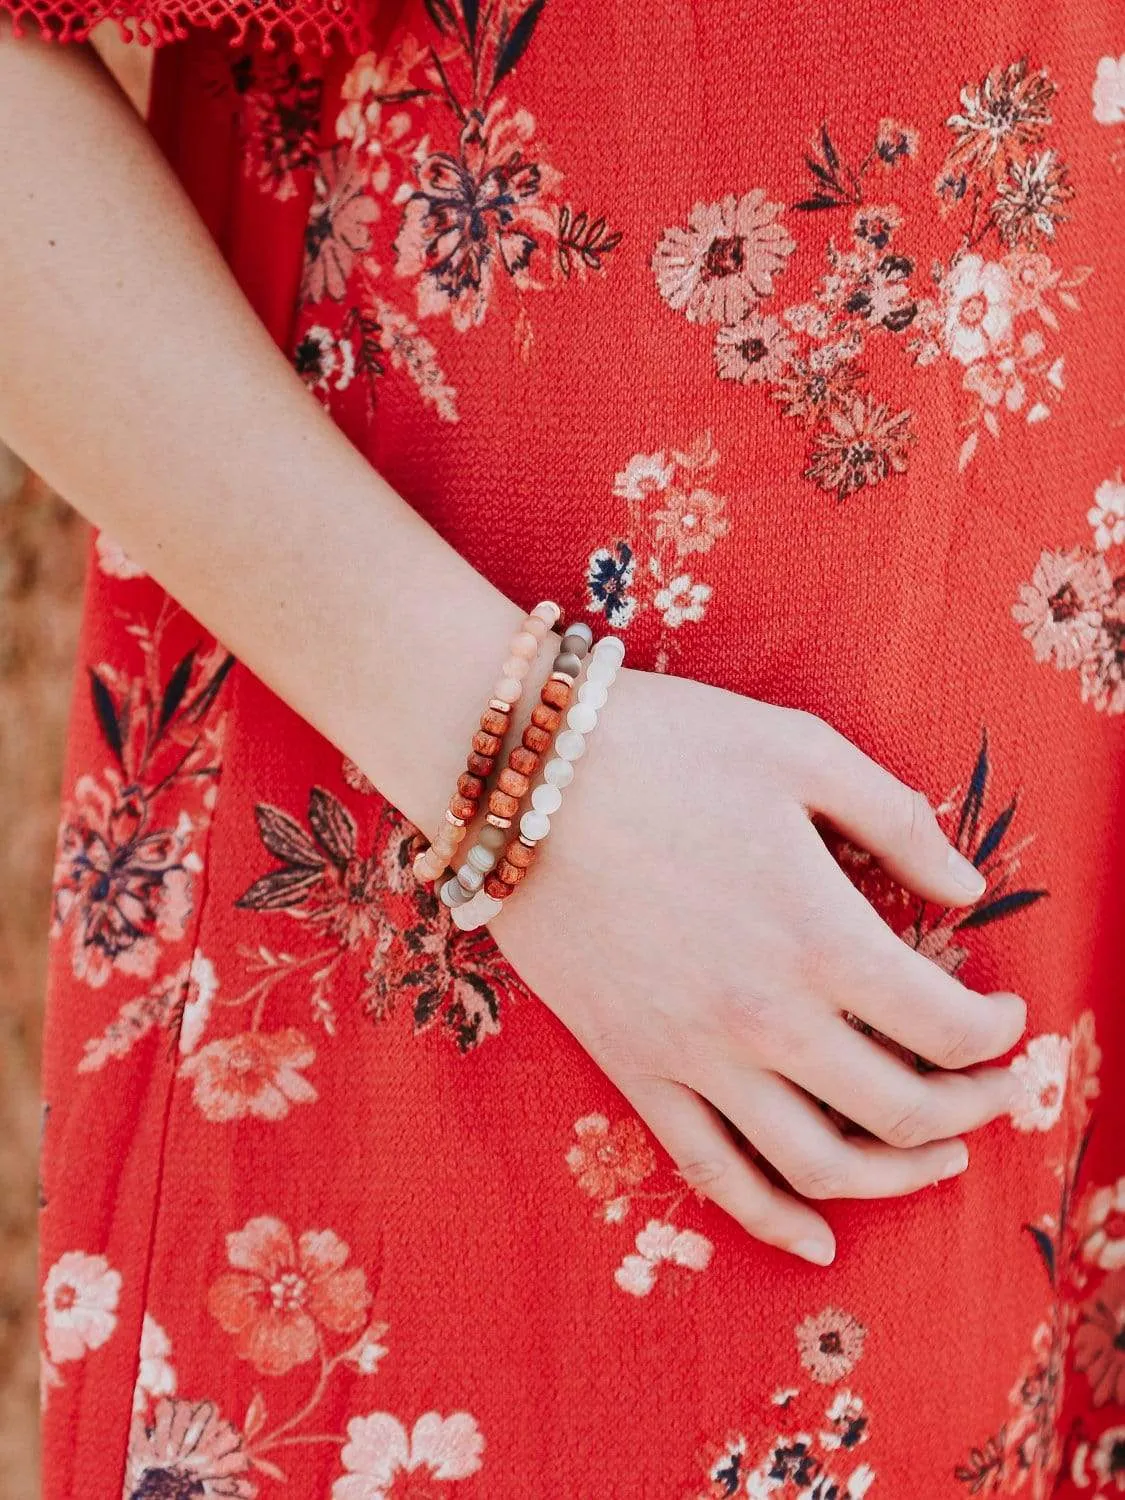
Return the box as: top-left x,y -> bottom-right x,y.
0,32 -> 150,1496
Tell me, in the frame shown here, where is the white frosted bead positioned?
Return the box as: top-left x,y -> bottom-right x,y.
577,681 -> 608,709
567,703 -> 598,735
452,900 -> 481,930
455,862 -> 484,893
565,621 -> 595,647
555,729 -> 587,761
544,757 -> 574,788
586,658 -> 617,687
440,877 -> 470,907
532,783 -> 563,814
476,893 -> 504,922
520,809 -> 552,841
467,844 -> 497,874
597,635 -> 626,665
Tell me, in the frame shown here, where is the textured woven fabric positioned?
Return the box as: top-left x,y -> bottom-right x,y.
31,2 -> 1125,1495
5,0 -> 377,53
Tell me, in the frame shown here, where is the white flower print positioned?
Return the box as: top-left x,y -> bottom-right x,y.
614,1218 -> 714,1297
1093,55 -> 1125,126
333,1411 -> 484,1499
1089,473 -> 1125,552
95,531 -> 147,580
178,951 -> 219,1056
1009,1032 -> 1071,1131
942,255 -> 1014,365
654,574 -> 712,627
1081,1179 -> 1125,1272
1011,547 -> 1112,670
42,1250 -> 122,1364
132,1314 -> 177,1414
613,450 -> 674,500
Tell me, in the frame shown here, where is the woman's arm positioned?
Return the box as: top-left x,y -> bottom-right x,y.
0,24 -> 1027,1266
0,24 -> 525,832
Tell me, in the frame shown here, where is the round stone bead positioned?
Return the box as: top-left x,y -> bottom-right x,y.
577,681 -> 608,709
532,600 -> 561,626
531,783 -> 563,814
563,622 -> 594,650
452,899 -> 483,931
520,809 -> 552,842
553,652 -> 583,678
476,893 -> 505,922
586,657 -> 617,687
511,631 -> 539,660
440,877 -> 471,907
555,729 -> 587,761
455,862 -> 485,893
479,823 -> 508,852
467,844 -> 497,874
502,656 -> 530,681
543,757 -> 574,789
494,676 -> 523,704
525,616 -> 549,642
567,703 -> 598,735
597,635 -> 626,664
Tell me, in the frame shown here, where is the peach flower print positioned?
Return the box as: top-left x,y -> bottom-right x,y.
795,1307 -> 868,1384
180,1029 -> 318,1123
650,486 -> 730,558
333,1411 -> 484,1500
614,1219 -> 713,1297
123,1397 -> 256,1500
1074,1271 -> 1125,1406
42,1250 -> 121,1364
566,1113 -> 656,1201
207,1215 -> 370,1376
652,190 -> 795,324
1008,1032 -> 1070,1131
1081,1179 -> 1125,1272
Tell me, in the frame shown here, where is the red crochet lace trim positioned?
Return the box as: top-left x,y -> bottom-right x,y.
3,0 -> 375,51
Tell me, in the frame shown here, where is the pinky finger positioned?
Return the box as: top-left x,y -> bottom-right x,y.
620,1074 -> 838,1267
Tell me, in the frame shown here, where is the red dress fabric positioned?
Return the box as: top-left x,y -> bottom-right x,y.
32,3 -> 1125,1495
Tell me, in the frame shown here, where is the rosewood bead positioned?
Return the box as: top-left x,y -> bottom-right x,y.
484,873 -> 512,900
472,730 -> 502,757
488,791 -> 521,819
531,703 -> 562,733
480,708 -> 509,738
457,773 -> 484,800
497,768 -> 530,799
510,746 -> 539,777
449,794 -> 476,821
504,840 -> 535,870
541,678 -> 570,710
522,724 -> 552,754
466,751 -> 493,778
497,859 -> 526,886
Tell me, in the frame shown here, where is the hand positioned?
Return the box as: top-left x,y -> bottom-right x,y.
493,668 -> 1025,1266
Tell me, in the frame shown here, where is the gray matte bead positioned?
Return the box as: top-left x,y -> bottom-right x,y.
479,823 -> 507,852
561,631 -> 592,659
553,652 -> 583,678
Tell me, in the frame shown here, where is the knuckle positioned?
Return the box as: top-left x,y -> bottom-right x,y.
790,1156 -> 849,1201
931,1024 -> 977,1069
881,1097 -> 936,1149
717,987 -> 778,1053
902,787 -> 937,843
675,1155 -> 731,1198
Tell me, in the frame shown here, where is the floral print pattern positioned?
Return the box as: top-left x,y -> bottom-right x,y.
652,60 -> 1092,497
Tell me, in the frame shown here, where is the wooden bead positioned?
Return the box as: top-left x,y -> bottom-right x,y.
497,768 -> 530,798
504,840 -> 535,870
496,859 -> 526,886
480,708 -> 509,738
457,773 -> 484,800
472,730 -> 502,757
449,794 -> 476,821
510,746 -> 539,777
531,703 -> 562,733
522,724 -> 551,754
466,751 -> 493,778
484,873 -> 513,900
488,791 -> 521,819
541,678 -> 570,710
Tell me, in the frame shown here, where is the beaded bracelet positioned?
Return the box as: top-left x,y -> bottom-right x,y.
449,632 -> 625,931
412,600 -> 561,886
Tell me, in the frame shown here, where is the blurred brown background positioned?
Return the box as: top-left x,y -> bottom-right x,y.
0,32 -> 150,1498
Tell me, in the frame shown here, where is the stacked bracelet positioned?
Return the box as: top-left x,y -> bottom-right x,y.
440,622 -> 595,912
412,599 -> 562,885
450,632 -> 625,931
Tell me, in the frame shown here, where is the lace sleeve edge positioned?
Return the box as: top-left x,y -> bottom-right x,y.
0,0 -> 373,52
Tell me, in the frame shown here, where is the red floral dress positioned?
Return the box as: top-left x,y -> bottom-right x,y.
23,0 -> 1125,1494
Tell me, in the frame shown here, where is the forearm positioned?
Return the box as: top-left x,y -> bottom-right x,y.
0,26 -> 530,829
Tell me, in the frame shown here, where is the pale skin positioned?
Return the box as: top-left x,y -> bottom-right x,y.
0,24 -> 1027,1267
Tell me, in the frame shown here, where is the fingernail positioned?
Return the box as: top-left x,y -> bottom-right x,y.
793,1236 -> 836,1266
947,847 -> 986,900
936,1142 -> 970,1181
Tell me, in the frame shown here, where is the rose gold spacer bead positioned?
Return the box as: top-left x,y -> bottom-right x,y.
488,697 -> 513,714
444,809 -> 467,828
549,672 -> 574,687
486,814 -> 512,829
